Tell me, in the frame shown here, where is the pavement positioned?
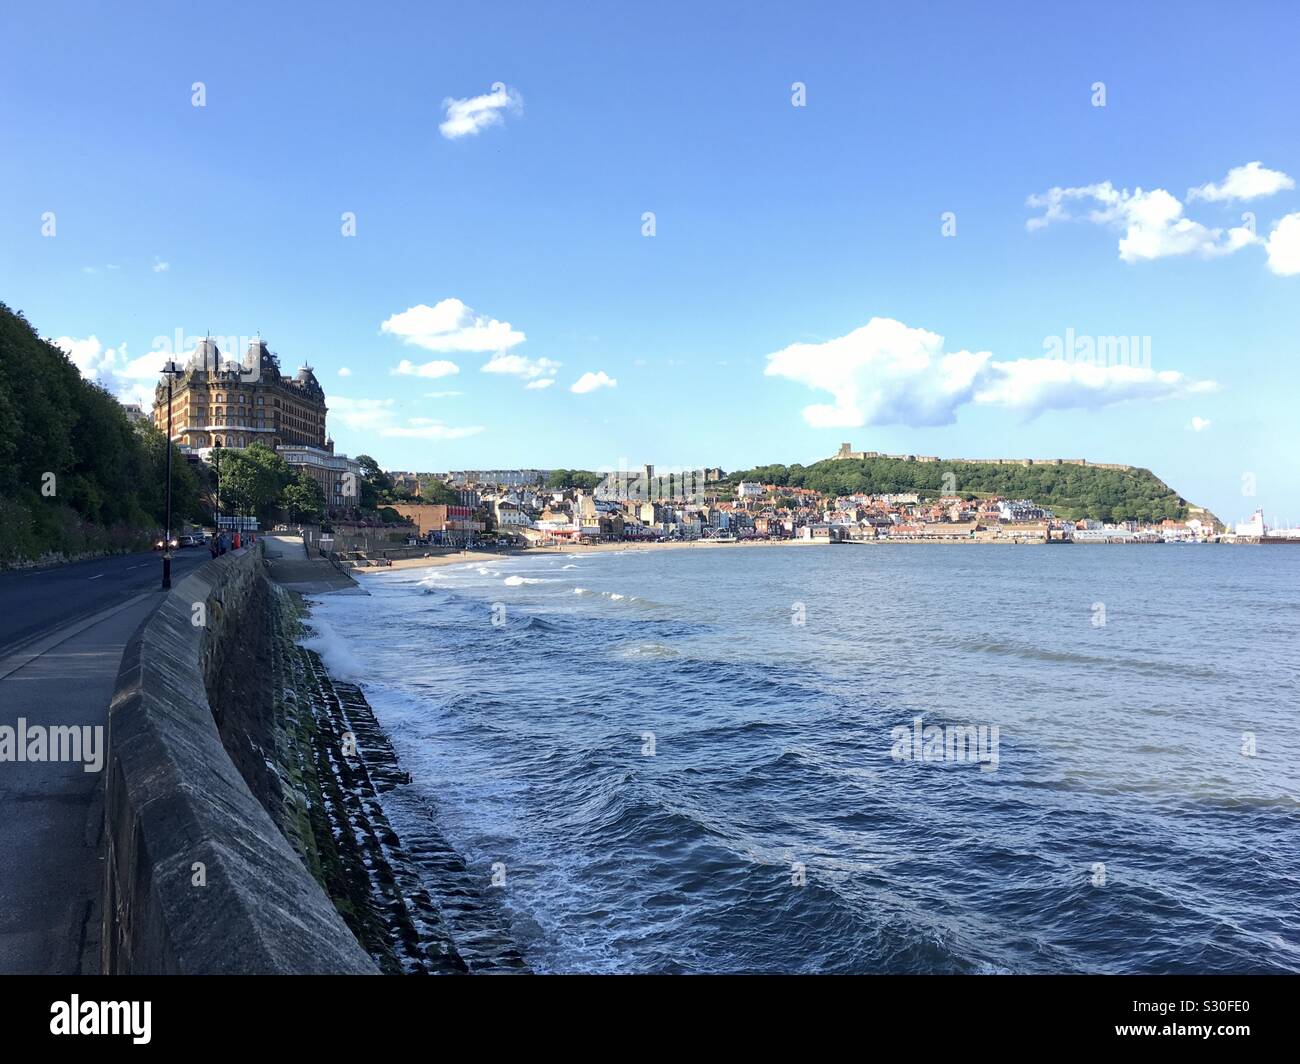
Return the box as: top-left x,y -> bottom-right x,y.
262,535 -> 358,594
0,545 -> 214,974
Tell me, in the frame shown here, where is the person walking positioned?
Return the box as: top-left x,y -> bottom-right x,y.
233,530 -> 242,551
209,533 -> 219,560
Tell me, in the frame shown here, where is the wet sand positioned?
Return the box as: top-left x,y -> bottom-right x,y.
354,538 -> 827,574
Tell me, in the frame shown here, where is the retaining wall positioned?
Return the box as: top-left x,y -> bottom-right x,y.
102,549 -> 377,974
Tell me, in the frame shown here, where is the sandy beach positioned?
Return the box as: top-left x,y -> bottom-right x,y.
353,537 -> 828,574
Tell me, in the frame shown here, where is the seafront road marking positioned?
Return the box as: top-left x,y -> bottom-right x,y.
0,592 -> 154,682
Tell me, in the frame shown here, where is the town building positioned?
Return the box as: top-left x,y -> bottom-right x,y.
389,503 -> 484,545
119,401 -> 151,425
152,338 -> 328,452
278,444 -> 364,515
151,337 -> 364,517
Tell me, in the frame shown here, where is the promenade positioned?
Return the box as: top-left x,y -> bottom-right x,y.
262,534 -> 357,593
0,547 -> 212,974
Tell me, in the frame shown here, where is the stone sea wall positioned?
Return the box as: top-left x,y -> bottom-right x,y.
102,549 -> 377,974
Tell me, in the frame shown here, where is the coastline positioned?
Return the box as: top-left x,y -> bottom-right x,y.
345,537 -> 1269,576
355,537 -> 829,573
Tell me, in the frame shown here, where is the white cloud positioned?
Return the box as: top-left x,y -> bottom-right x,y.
524,378 -> 555,390
570,370 -> 617,394
393,357 -> 460,379
384,422 -> 482,440
424,390 -> 463,398
152,258 -> 170,272
337,366 -> 353,377
1189,417 -> 1212,432
1188,161 -> 1294,203
439,83 -> 522,140
1027,180 -> 1261,262
382,298 -> 525,353
763,317 -> 1217,428
1265,212 -> 1300,276
54,336 -> 173,406
327,395 -> 483,440
482,352 -> 559,381
974,357 -> 1217,415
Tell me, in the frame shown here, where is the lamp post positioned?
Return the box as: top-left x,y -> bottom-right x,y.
213,442 -> 222,536
160,360 -> 185,589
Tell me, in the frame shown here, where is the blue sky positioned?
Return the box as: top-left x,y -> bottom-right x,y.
3,0 -> 1299,524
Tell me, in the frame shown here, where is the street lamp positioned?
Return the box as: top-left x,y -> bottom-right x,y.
213,442 -> 222,536
160,359 -> 185,589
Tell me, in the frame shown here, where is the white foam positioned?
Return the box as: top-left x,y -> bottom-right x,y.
298,615 -> 364,682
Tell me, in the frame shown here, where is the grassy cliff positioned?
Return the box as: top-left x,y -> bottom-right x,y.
727,456 -> 1195,523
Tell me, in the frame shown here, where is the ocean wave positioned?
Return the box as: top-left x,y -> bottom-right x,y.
618,641 -> 680,659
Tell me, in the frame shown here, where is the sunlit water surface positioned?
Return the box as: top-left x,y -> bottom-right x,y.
303,544 -> 1300,973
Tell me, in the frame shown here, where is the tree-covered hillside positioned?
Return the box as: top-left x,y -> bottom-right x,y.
0,302 -> 204,565
726,456 -> 1194,523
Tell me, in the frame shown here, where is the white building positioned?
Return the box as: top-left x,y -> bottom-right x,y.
1235,509 -> 1265,537
278,444 -> 364,514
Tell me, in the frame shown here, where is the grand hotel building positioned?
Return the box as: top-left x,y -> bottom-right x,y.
152,338 -> 361,514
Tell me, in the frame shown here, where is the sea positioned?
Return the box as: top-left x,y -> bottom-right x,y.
301,543 -> 1300,974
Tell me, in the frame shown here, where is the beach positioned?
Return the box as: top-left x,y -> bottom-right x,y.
355,537 -> 827,573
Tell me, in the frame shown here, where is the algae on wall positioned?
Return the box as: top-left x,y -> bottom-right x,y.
212,574 -> 527,973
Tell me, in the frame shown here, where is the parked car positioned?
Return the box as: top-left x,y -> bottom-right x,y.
177,533 -> 203,548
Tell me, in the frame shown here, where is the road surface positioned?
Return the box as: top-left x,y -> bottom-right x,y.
0,546 -> 214,974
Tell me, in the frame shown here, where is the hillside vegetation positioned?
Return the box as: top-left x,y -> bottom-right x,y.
0,302 -> 203,566
726,456 -> 1192,523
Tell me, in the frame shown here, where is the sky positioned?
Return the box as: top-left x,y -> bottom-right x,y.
2,0 -> 1299,525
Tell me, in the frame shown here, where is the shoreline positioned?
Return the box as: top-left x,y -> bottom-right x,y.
346,536 -> 1275,574
353,538 -> 830,573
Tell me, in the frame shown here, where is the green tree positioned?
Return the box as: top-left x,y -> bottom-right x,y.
354,453 -> 394,510
0,301 -> 208,563
418,477 -> 461,505
282,470 -> 326,522
219,442 -> 294,524
546,468 -> 603,490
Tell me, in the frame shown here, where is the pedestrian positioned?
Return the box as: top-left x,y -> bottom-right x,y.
209,534 -> 219,560
233,530 -> 241,551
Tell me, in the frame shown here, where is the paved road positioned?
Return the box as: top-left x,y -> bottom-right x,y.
0,548 -> 211,658
0,546 -> 214,974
